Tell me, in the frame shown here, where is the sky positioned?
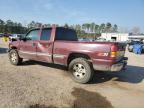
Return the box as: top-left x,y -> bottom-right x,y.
0,0 -> 144,32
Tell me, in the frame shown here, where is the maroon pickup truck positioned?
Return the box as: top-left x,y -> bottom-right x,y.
8,26 -> 128,83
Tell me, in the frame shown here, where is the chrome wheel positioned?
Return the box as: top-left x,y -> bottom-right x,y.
11,52 -> 17,63
9,49 -> 23,65
72,63 -> 86,79
69,58 -> 94,83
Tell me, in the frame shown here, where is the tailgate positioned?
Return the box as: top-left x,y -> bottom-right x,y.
116,43 -> 127,61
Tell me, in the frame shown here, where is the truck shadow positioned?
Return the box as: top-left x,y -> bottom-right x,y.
71,87 -> 114,108
90,65 -> 144,84
22,60 -> 67,71
22,61 -> 144,84
0,47 -> 7,54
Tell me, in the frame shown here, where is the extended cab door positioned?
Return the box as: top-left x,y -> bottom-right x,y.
36,28 -> 53,63
19,29 -> 40,60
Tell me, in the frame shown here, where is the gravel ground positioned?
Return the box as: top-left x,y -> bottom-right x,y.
0,39 -> 144,108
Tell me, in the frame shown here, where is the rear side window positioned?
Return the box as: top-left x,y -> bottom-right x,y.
40,28 -> 52,40
55,28 -> 77,41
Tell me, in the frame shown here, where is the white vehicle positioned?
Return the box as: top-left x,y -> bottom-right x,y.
9,34 -> 23,40
95,37 -> 106,42
0,33 -> 4,37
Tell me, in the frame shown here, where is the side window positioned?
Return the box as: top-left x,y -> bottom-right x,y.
40,28 -> 52,40
55,28 -> 77,41
26,29 -> 40,41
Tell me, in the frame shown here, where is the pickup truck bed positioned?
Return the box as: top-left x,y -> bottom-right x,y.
53,41 -> 127,71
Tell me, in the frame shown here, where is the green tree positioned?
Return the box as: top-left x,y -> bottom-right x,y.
70,24 -> 75,29
113,24 -> 118,32
75,24 -> 81,31
28,21 -> 36,29
82,24 -> 87,31
0,18 -> 119,38
75,24 -> 82,37
6,20 -> 14,26
106,22 -> 112,32
44,24 -> 51,27
6,20 -> 14,33
99,23 -> 106,33
85,23 -> 91,33
64,23 -> 69,28
0,19 -> 5,33
35,22 -> 42,28
94,24 -> 99,39
90,22 -> 95,33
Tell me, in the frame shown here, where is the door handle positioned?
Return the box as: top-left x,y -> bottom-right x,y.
32,43 -> 36,47
45,44 -> 49,48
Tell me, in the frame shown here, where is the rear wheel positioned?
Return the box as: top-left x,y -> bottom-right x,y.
68,58 -> 94,84
9,49 -> 23,65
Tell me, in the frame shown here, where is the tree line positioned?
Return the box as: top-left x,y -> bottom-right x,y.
0,19 -> 118,38
66,23 -> 118,38
0,19 -> 27,34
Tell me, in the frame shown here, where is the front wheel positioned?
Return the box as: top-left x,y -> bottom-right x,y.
68,58 -> 94,84
9,49 -> 23,65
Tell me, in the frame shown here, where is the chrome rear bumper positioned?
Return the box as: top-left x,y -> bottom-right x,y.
93,57 -> 128,72
111,57 -> 127,71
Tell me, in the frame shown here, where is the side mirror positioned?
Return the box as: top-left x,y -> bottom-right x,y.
11,38 -> 17,41
19,36 -> 27,41
23,37 -> 27,41
19,36 -> 23,41
19,34 -> 31,41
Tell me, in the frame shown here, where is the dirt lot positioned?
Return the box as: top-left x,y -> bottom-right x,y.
0,39 -> 144,108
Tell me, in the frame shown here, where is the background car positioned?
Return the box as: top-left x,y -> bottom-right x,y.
78,38 -> 94,42
128,41 -> 143,52
95,37 -> 106,42
0,33 -> 4,37
9,34 -> 24,41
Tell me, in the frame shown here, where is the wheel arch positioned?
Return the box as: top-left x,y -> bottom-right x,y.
8,46 -> 18,52
67,53 -> 91,66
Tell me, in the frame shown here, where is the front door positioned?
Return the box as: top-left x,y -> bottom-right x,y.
36,28 -> 53,63
19,29 -> 40,60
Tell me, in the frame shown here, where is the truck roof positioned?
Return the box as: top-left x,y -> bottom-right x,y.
30,27 -> 71,30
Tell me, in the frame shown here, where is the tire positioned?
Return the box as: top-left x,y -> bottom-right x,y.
128,46 -> 133,52
68,58 -> 94,84
128,48 -> 133,52
9,49 -> 23,65
128,48 -> 132,52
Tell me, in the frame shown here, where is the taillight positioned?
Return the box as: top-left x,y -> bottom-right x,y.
110,45 -> 118,58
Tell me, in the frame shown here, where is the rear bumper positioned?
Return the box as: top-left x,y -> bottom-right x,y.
93,57 -> 128,72
111,61 -> 127,71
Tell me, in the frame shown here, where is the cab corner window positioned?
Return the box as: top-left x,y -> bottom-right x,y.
55,27 -> 77,41
40,28 -> 52,41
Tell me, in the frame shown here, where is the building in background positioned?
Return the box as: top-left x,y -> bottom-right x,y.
101,33 -> 144,42
101,33 -> 129,42
128,35 -> 144,41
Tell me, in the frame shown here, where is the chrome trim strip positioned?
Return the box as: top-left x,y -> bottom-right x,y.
19,51 -> 51,57
93,59 -> 111,62
53,54 -> 66,59
37,52 -> 51,57
19,51 -> 36,55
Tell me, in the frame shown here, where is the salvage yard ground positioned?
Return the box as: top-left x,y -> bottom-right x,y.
0,39 -> 144,108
